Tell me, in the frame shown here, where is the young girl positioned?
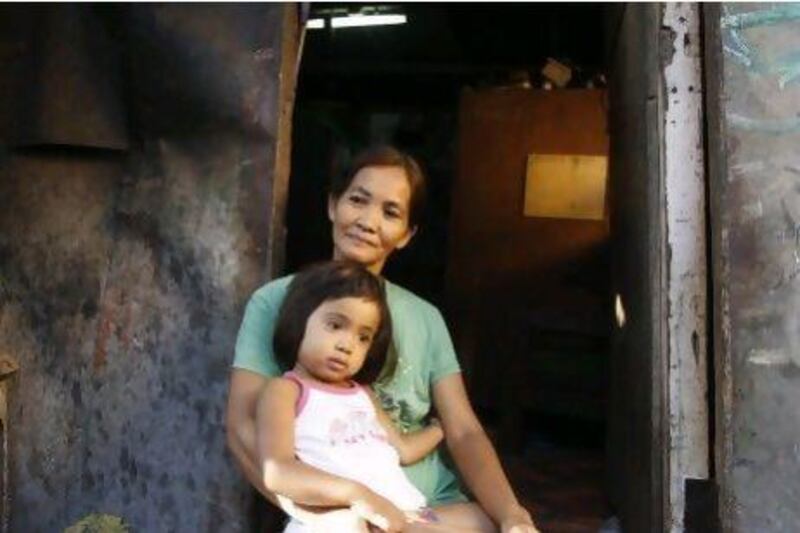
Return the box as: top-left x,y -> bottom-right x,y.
256,261 -> 481,532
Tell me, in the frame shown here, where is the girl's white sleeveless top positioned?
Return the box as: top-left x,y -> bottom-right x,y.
285,371 -> 426,512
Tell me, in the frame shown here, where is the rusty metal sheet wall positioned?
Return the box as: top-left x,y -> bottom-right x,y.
0,5 -> 291,531
0,5 -> 129,149
707,4 -> 800,532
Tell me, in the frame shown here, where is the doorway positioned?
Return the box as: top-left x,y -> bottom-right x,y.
283,4 -> 709,532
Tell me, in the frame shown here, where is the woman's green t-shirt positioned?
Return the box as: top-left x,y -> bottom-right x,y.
233,275 -> 467,505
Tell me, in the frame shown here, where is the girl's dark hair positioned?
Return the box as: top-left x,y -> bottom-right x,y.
330,145 -> 428,229
273,260 -> 392,384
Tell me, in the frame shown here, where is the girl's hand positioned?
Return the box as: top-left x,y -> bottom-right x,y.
351,489 -> 406,532
500,505 -> 540,533
503,524 -> 540,533
428,417 -> 443,440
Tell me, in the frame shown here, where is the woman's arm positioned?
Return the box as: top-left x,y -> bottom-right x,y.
433,373 -> 539,533
225,369 -> 277,503
366,388 -> 444,465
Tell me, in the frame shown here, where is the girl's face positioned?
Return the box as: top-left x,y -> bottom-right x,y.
328,165 -> 416,274
294,297 -> 381,386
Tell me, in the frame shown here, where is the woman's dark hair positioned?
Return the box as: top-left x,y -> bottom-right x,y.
273,260 -> 393,384
330,145 -> 428,229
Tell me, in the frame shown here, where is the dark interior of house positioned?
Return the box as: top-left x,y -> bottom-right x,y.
286,4 -> 613,531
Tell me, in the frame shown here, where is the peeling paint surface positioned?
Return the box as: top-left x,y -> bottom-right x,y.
712,4 -> 800,531
661,4 -> 709,532
0,5 -> 291,532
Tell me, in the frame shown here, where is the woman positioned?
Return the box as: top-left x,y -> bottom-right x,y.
226,146 -> 538,532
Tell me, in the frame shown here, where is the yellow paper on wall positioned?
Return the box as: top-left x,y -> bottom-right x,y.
524,154 -> 608,220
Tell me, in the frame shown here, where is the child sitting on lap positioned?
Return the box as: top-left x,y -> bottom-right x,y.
255,261 -> 482,532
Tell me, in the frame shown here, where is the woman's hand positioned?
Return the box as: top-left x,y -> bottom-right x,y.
351,487 -> 407,532
500,505 -> 540,533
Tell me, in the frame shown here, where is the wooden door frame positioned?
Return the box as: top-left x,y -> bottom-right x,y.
267,4 -> 304,279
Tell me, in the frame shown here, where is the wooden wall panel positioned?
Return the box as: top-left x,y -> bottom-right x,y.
447,88 -> 610,418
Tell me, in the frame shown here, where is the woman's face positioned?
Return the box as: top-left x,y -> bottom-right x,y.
328,165 -> 416,274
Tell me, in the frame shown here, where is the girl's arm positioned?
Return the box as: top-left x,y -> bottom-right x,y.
366,388 -> 444,465
433,373 -> 539,533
